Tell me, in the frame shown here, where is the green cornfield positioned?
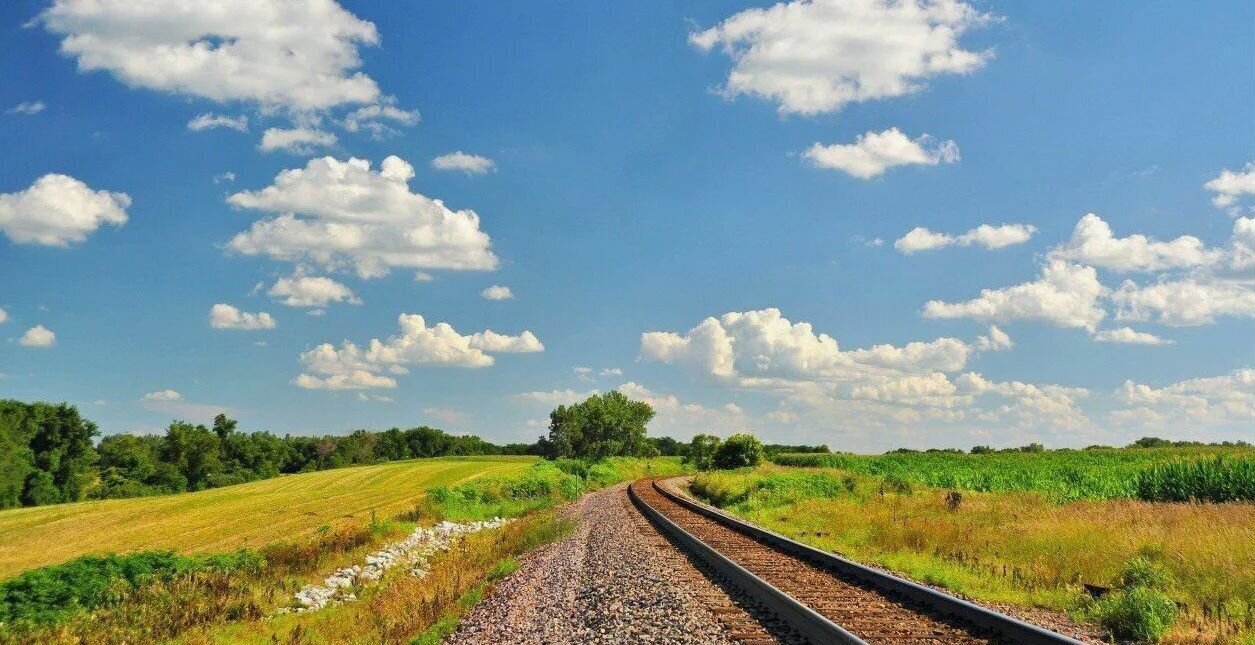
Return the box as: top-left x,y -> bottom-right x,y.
772,447 -> 1255,503
1135,457 -> 1255,503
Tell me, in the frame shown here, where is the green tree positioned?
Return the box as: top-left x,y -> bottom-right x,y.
546,391 -> 655,461
683,434 -> 722,471
161,422 -> 223,491
712,433 -> 765,470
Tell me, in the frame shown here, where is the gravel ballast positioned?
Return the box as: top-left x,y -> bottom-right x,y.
446,483 -> 761,644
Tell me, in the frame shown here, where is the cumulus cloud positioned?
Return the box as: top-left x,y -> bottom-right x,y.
40,0 -> 382,113
423,406 -> 466,423
1050,213 -> 1222,272
480,285 -> 514,301
1112,277 -> 1255,327
1205,163 -> 1255,210
617,382 -> 747,438
341,101 -> 419,138
640,308 -> 971,386
975,325 -> 1012,351
1112,368 -> 1254,429
922,261 -> 1108,331
18,325 -> 56,347
209,303 -> 276,330
895,223 -> 1035,254
689,0 -> 994,115
268,275 -> 359,307
641,308 -> 1095,437
227,155 -> 498,278
140,389 -> 231,420
7,101 -> 45,115
0,174 -> 130,246
432,151 -> 496,175
296,313 -> 542,390
259,127 -> 337,153
1091,327 -> 1173,346
187,112 -> 248,132
804,128 -> 958,179
0,308 -> 7,325
142,389 -> 182,401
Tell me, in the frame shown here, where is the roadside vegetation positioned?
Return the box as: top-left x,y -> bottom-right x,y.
690,464 -> 1255,643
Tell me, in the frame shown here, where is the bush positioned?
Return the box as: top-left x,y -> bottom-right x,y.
0,550 -> 262,627
1090,586 -> 1177,642
712,434 -> 764,470
1121,556 -> 1173,591
683,434 -> 722,471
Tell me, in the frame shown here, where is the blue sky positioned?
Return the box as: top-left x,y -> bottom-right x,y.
2,0 -> 1252,451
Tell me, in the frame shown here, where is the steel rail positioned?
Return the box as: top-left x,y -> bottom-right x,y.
649,479 -> 1085,645
628,481 -> 867,644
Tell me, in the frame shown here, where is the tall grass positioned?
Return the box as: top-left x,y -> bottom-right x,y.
1136,457 -> 1255,503
773,446 -> 1255,502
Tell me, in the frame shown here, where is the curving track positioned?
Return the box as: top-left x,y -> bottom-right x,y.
630,478 -> 1084,645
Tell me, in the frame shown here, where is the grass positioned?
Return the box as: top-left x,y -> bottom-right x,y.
0,456 -> 534,578
773,446 -> 1255,502
690,466 -> 1255,643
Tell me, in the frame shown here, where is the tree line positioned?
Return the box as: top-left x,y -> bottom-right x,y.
1,392 -> 818,510
0,399 -> 535,510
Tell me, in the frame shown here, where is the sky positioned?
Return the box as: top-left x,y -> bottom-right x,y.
1,0 -> 1252,452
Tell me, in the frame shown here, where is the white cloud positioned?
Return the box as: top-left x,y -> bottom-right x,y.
1050,213 -> 1222,272
432,151 -> 496,175
7,101 -> 45,115
413,271 -> 435,282
1112,277 -> 1255,327
296,313 -> 542,390
40,0 -> 382,113
139,389 -> 231,420
640,308 -> 971,385
268,275 -> 359,307
1112,368 -> 1254,429
689,0 -> 994,115
975,325 -> 1012,351
600,367 -> 623,377
18,325 -> 56,347
955,372 -> 1091,429
617,382 -> 747,438
923,260 -> 1108,331
0,308 -> 7,324
512,389 -> 599,407
258,127 -> 337,153
213,172 -> 237,184
187,112 -> 248,132
1205,163 -> 1255,210
342,101 -> 419,138
895,223 -> 1035,254
357,393 -> 394,403
0,174 -> 130,246
1091,327 -> 1173,346
480,285 -> 514,300
209,303 -> 276,330
804,128 -> 958,179
468,330 -> 544,353
227,155 -> 498,278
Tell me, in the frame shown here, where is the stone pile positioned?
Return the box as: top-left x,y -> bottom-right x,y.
287,517 -> 509,612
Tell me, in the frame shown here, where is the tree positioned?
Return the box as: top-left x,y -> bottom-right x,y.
161,422 -> 223,491
683,434 -> 722,471
546,391 -> 655,461
712,433 -> 765,470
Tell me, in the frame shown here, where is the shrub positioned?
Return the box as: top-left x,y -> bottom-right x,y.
712,434 -> 764,470
0,550 -> 262,627
1090,586 -> 1177,642
1121,556 -> 1173,591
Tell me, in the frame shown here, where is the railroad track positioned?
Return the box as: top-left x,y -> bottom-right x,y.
629,478 -> 1084,645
